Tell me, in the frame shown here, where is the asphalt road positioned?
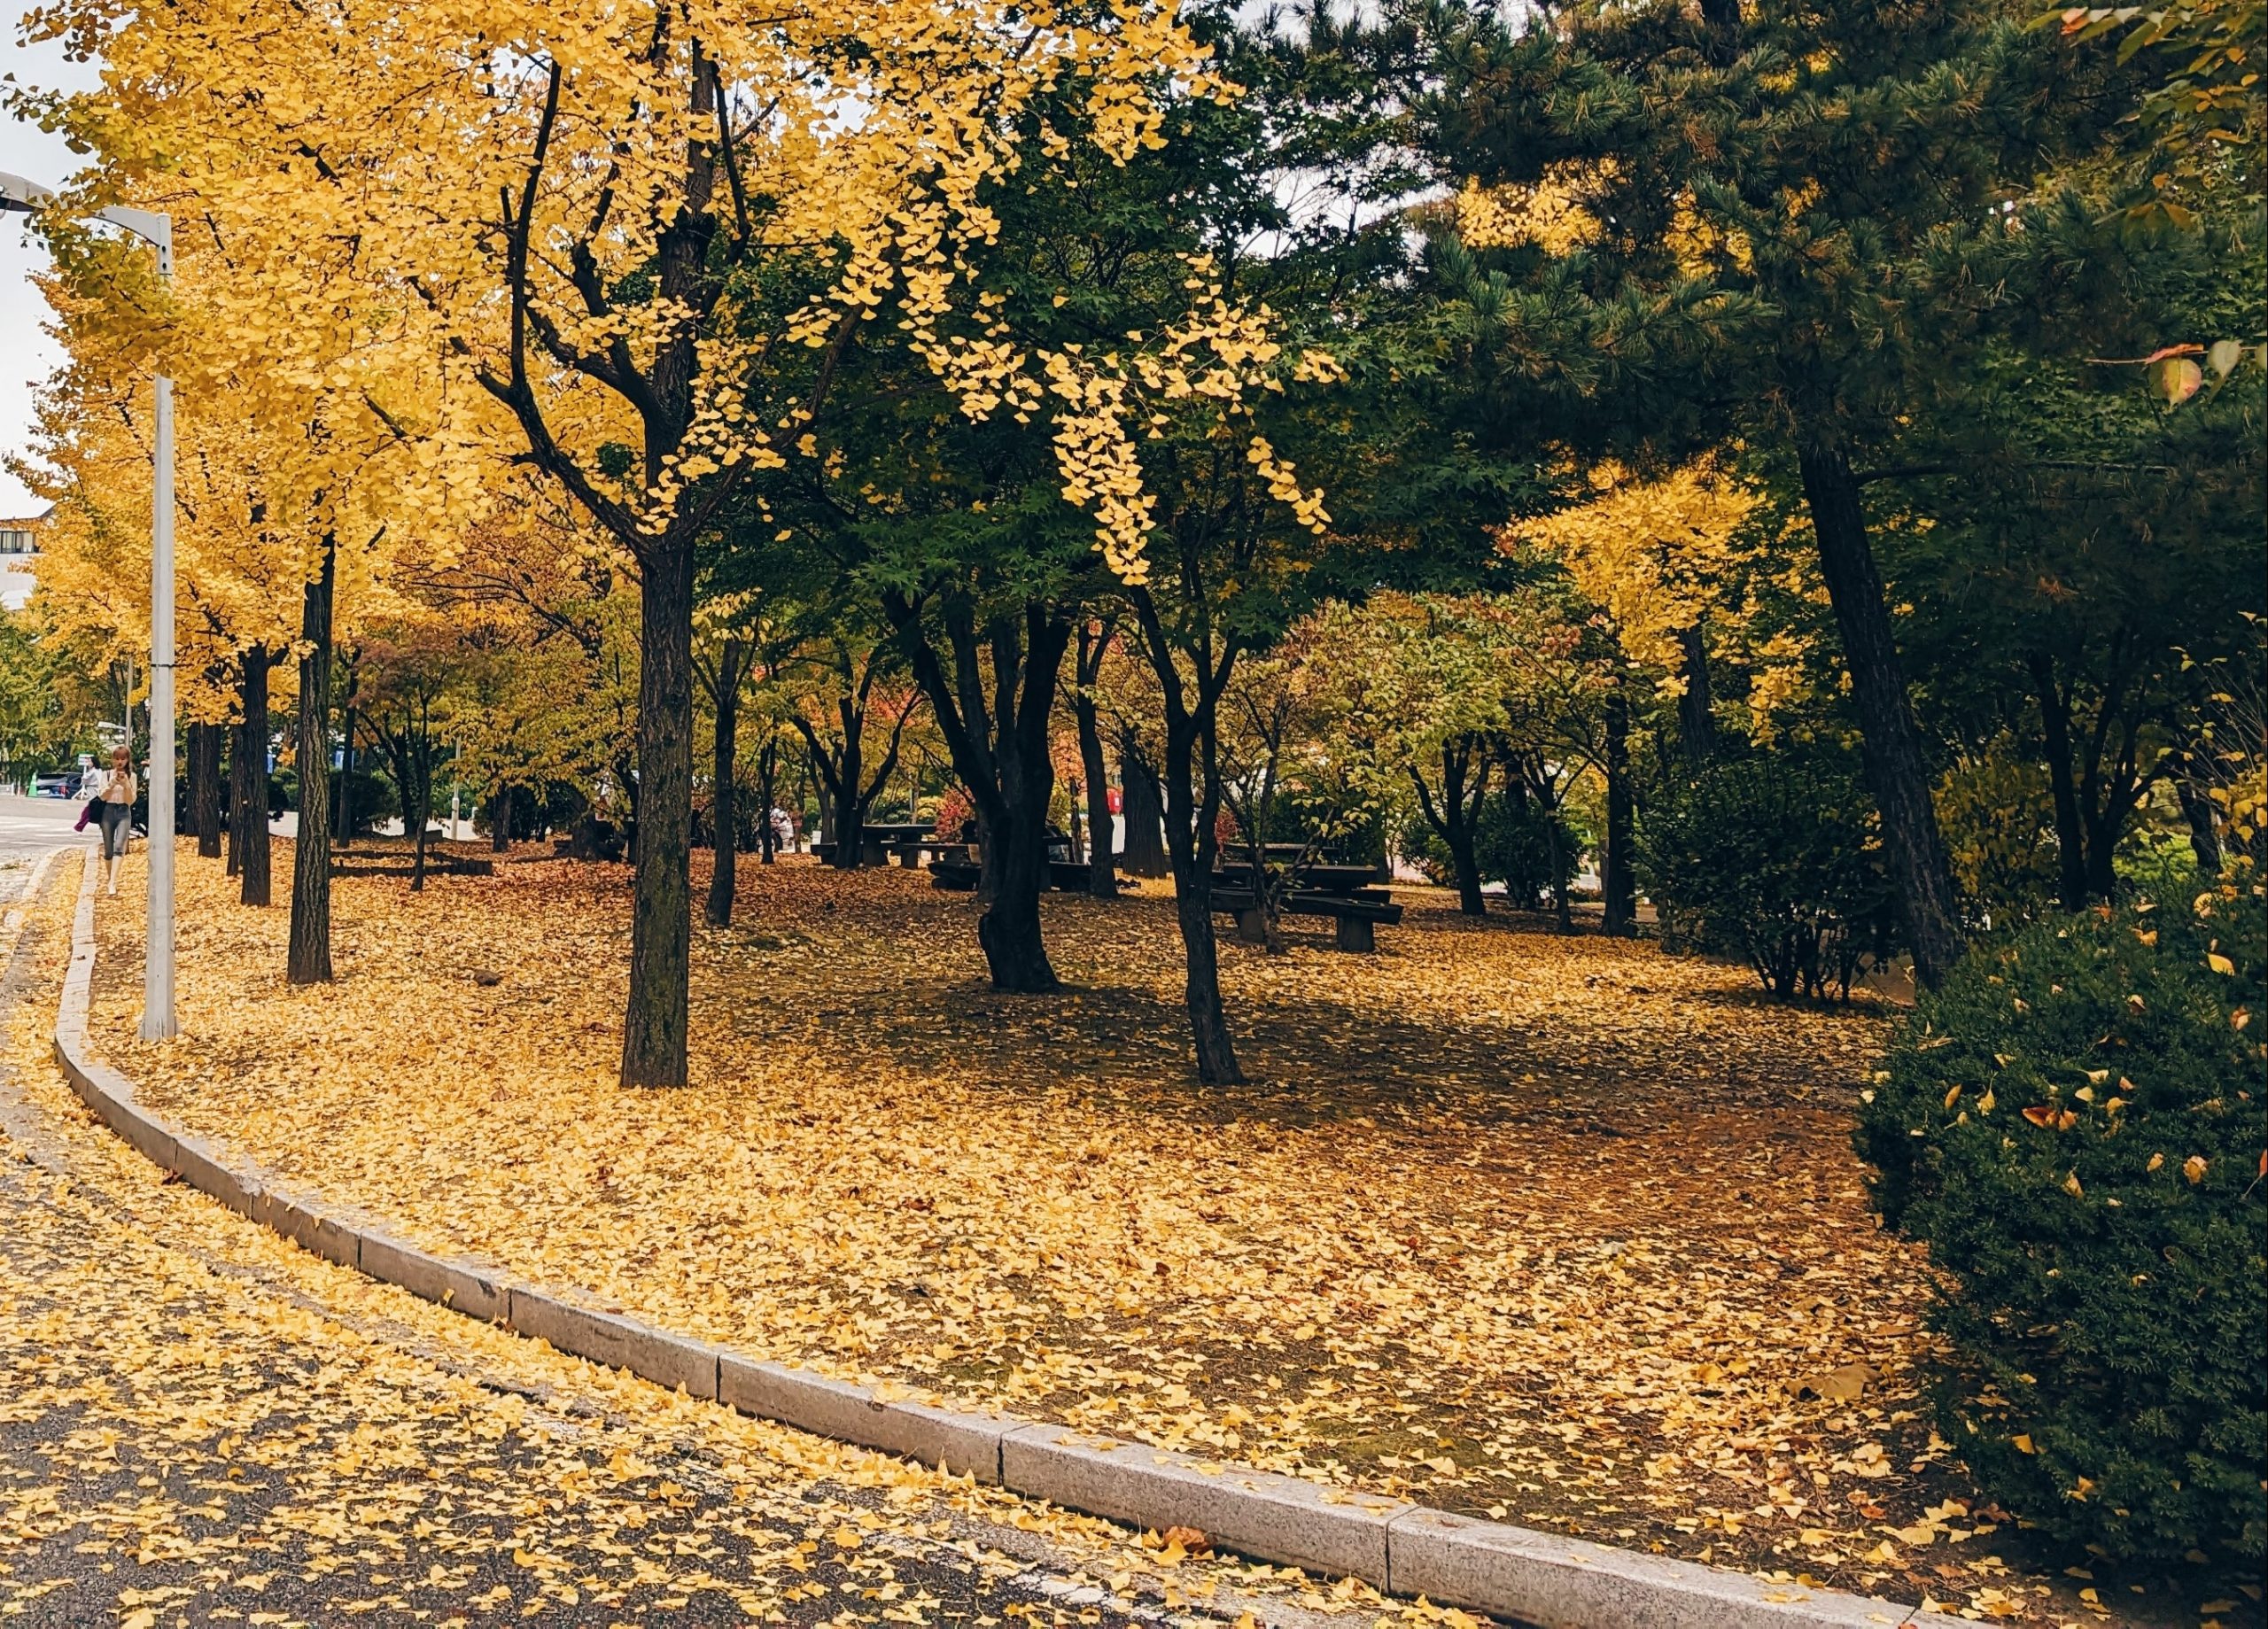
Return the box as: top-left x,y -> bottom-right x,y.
0,792 -> 82,868
0,852 -> 1379,1629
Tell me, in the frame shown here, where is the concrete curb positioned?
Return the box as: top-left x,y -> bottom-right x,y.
51,847 -> 1952,1629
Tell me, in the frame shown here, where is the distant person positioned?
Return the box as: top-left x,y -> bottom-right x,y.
87,745 -> 136,896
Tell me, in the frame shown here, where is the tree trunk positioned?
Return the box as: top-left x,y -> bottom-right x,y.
977,796 -> 1057,990
1118,740 -> 1169,878
1076,694 -> 1115,897
757,736 -> 780,863
1157,730 -> 1242,1084
813,771 -> 835,846
2028,651 -> 2092,910
1444,808 -> 1486,917
1603,689 -> 1635,935
189,720 -> 223,859
969,617 -> 1068,991
621,536 -> 696,1087
883,594 -> 1068,994
705,638 -> 744,927
492,787 -> 512,851
1798,441 -> 1965,988
232,648 -> 272,906
1504,772 -> 1542,910
1676,625 -> 1715,764
2177,763 -> 2222,872
333,705 -> 355,847
287,546 -> 336,983
2084,794 -> 2132,901
386,718 -> 433,893
1417,742 -> 1487,918
1532,768 -> 1574,933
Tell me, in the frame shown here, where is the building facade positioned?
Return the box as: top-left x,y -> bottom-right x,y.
0,505 -> 47,612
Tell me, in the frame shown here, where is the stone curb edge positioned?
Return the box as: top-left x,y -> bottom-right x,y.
49,847 -> 1952,1629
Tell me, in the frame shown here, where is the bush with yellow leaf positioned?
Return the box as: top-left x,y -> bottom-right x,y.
1857,883 -> 2266,1565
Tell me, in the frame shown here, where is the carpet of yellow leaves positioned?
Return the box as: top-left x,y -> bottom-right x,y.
5,857 -> 1449,1629
82,843 -> 2162,1625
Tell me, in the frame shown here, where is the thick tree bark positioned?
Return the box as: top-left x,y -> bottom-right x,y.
1118,739 -> 1169,878
287,545 -> 337,983
972,616 -> 1067,992
189,720 -> 223,859
492,787 -> 512,851
1503,772 -> 1542,910
882,593 -> 1067,993
231,648 -> 273,906
1798,441 -> 1965,988
705,638 -> 746,927
1603,689 -> 1636,935
1676,625 -> 1716,764
622,537 -> 696,1086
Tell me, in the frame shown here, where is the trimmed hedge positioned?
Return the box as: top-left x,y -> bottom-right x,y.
1857,886 -> 2267,1564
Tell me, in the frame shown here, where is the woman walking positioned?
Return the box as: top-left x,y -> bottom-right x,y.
90,744 -> 136,896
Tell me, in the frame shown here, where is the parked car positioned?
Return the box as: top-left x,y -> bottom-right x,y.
30,773 -> 82,799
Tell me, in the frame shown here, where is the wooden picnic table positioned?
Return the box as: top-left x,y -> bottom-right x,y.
812,822 -> 935,867
1211,860 -> 1383,896
1209,881 -> 1402,952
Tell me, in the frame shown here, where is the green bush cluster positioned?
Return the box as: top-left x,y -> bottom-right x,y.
1400,791 -> 1575,905
1857,887 -> 2267,1565
1638,749 -> 1899,998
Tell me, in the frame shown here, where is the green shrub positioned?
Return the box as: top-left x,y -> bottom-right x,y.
1398,792 -> 1574,904
1638,749 -> 1898,997
1856,885 -> 2267,1565
1474,792 -> 1574,906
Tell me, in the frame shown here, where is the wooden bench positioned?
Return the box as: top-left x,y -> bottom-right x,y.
1211,885 -> 1402,952
928,856 -> 1119,894
333,854 -> 495,879
930,857 -> 980,890
890,839 -> 971,868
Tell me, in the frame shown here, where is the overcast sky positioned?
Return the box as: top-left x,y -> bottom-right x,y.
2,27 -> 102,518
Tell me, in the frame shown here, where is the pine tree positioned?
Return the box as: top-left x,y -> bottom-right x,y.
1396,0 -> 2150,985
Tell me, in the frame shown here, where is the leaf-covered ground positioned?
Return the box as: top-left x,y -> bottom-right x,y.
4,856 -> 1421,1629
87,843 -> 2256,1628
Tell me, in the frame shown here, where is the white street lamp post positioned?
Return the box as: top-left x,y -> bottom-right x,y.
3,171 -> 178,1040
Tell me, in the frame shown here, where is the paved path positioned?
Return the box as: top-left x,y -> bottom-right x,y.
0,858 -> 1359,1629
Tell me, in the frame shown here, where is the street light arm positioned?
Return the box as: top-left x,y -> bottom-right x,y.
0,170 -> 58,212
96,205 -> 172,273
0,173 -> 173,271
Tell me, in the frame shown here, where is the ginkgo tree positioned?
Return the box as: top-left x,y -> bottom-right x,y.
31,0 -> 1231,1085
21,199 -> 456,987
